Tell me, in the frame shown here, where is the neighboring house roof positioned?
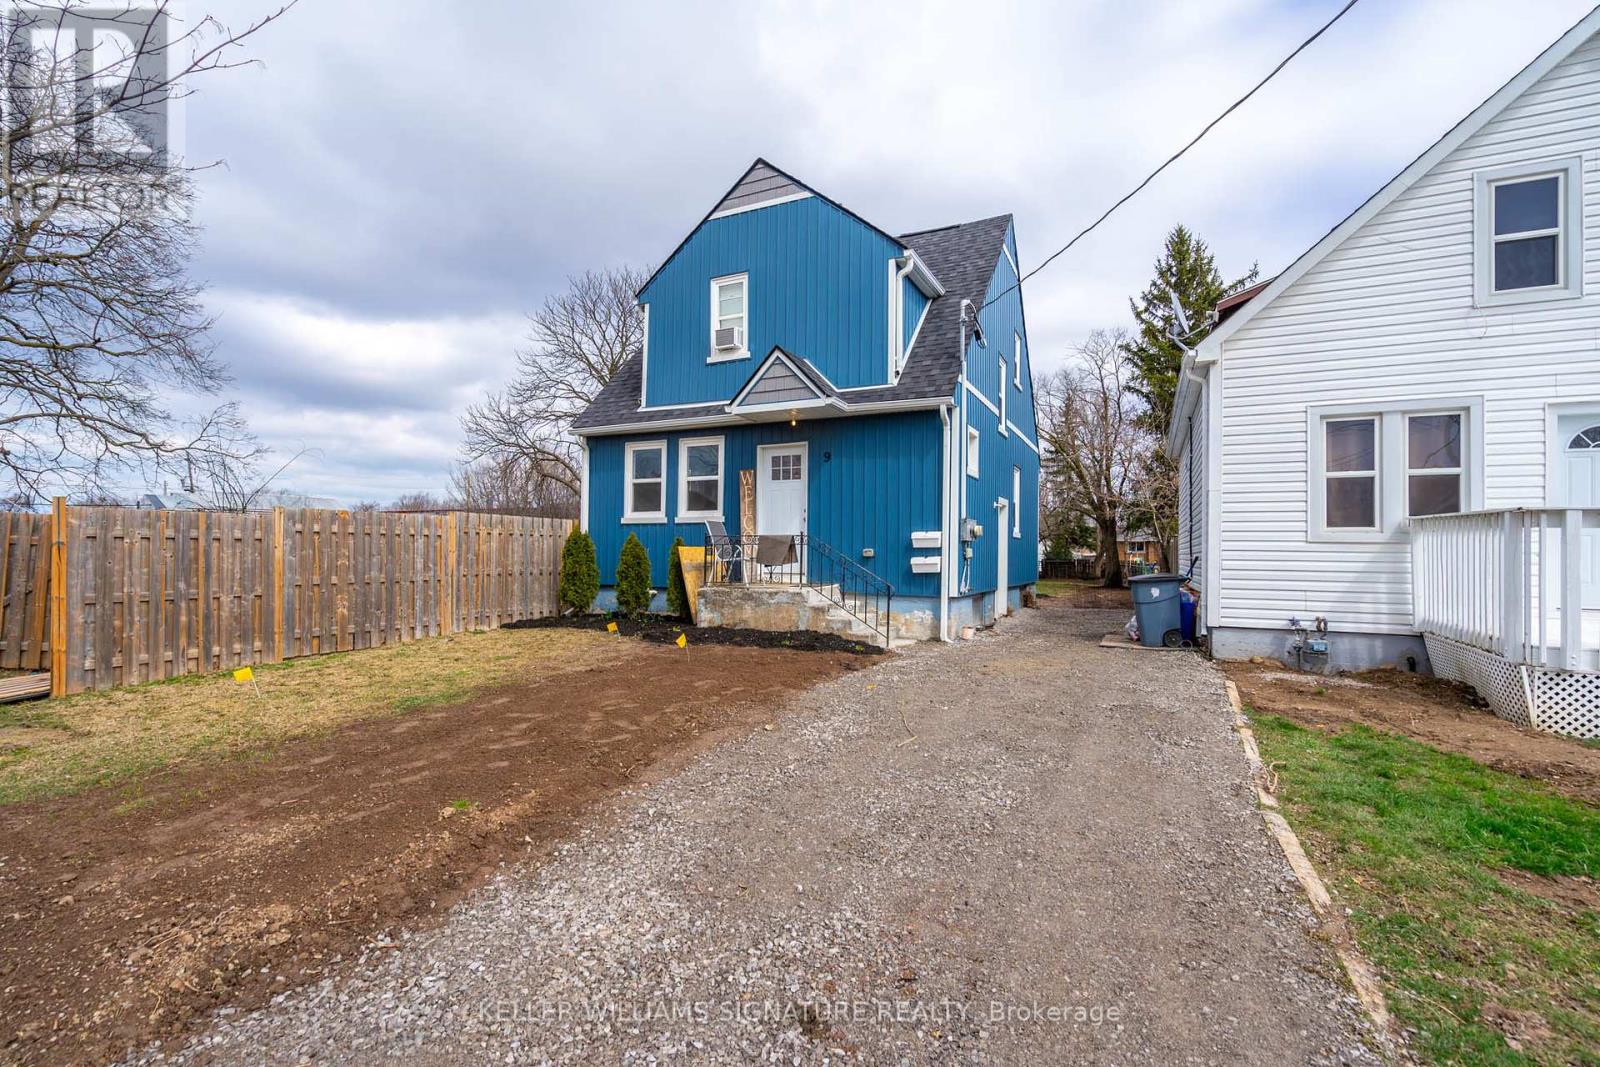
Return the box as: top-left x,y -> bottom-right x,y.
1212,277 -> 1273,325
1167,5 -> 1600,457
573,210 -> 1013,434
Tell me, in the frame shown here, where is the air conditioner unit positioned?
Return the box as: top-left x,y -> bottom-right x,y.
714,326 -> 744,352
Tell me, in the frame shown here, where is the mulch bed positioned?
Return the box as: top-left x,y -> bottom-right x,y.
509,613 -> 887,656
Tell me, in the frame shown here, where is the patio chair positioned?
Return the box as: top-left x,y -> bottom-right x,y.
703,520 -> 746,583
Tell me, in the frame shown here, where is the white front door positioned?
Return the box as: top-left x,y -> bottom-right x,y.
757,444 -> 807,574
1559,413 -> 1600,607
995,497 -> 1010,618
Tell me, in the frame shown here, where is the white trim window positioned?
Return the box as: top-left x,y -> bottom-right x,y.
709,273 -> 749,362
1405,413 -> 1463,517
623,440 -> 667,522
967,426 -> 980,478
1322,417 -> 1379,531
677,436 -> 724,521
1474,158 -> 1583,305
998,358 -> 1009,435
1308,399 -> 1482,540
1011,466 -> 1021,537
1012,333 -> 1022,389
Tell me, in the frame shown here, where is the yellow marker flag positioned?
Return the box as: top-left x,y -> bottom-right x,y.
233,667 -> 254,683
675,632 -> 688,649
606,621 -> 619,634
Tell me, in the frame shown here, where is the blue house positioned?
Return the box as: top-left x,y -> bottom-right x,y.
574,160 -> 1040,641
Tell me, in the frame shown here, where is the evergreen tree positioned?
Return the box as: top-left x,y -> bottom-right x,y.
558,529 -> 599,614
1121,226 -> 1256,570
666,536 -> 690,619
1122,224 -> 1257,434
615,533 -> 653,616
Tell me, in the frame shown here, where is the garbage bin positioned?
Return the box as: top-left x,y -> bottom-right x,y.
1129,574 -> 1185,648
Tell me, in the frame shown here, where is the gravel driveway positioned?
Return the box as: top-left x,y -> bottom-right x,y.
141,603 -> 1378,1065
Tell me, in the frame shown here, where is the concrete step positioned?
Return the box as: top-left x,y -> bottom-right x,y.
697,582 -> 889,646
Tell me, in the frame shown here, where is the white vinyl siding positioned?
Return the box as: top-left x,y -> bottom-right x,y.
1214,32 -> 1600,637
1176,377 -> 1208,586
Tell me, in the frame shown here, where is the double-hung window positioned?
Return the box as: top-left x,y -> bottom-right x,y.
1405,413 -> 1463,517
623,441 -> 666,522
1475,159 -> 1582,305
709,274 -> 748,361
677,436 -> 724,521
1323,418 -> 1379,530
1309,401 -> 1480,540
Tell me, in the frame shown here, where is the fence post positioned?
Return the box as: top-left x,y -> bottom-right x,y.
271,507 -> 285,663
1562,508 -> 1583,672
1500,511 -> 1523,660
48,497 -> 67,697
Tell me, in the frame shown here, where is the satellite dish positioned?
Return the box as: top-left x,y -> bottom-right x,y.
1168,291 -> 1191,339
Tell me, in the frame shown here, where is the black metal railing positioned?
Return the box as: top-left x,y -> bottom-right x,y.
703,532 -> 893,645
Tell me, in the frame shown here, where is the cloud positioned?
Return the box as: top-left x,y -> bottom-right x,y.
177,0 -> 1596,502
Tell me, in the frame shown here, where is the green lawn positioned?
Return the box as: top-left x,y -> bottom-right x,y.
1251,715 -> 1600,1066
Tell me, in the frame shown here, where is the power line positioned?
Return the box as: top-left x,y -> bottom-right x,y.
983,0 -> 1361,311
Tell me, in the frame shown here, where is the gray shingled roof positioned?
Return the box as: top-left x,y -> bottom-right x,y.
573,213 -> 1012,433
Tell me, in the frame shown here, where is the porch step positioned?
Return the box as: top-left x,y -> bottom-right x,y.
696,582 -> 890,646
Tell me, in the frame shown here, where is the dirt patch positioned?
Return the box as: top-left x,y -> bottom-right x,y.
1226,661 -> 1600,806
1495,867 -> 1600,912
1037,580 -> 1134,611
0,639 -> 862,1065
511,613 -> 887,655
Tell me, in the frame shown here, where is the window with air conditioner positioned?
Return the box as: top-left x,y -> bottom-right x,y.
709,274 -> 748,361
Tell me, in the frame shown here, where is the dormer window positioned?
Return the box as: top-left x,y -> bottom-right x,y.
709,274 -> 748,362
1474,158 -> 1582,306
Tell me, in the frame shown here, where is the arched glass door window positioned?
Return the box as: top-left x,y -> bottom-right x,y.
1568,425 -> 1600,450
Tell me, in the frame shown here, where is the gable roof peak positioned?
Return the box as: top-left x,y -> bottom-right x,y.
1196,4 -> 1600,356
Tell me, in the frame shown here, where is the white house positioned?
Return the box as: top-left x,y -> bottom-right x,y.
1169,8 -> 1600,739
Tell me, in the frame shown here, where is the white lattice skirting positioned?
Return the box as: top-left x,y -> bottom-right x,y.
1424,635 -> 1600,740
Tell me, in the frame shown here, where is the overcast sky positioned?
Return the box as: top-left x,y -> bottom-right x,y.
176,0 -> 1597,505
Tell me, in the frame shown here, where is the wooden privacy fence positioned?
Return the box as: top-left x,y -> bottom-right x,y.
0,502 -> 573,696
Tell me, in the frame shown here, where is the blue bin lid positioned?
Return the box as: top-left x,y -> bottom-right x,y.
1127,573 -> 1181,584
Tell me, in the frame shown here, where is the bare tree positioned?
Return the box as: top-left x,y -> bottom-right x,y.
448,456 -> 576,517
191,447 -> 311,512
0,2 -> 291,501
390,491 -> 445,512
461,266 -> 646,497
1038,329 -> 1150,588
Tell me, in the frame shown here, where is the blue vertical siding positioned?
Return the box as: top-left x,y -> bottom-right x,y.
586,411 -> 944,599
957,221 -> 1040,596
639,196 -> 904,405
902,278 -> 930,350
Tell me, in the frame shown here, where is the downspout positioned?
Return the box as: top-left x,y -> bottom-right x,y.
958,298 -> 975,599
939,405 -> 952,642
892,254 -> 915,379
579,437 -> 591,533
